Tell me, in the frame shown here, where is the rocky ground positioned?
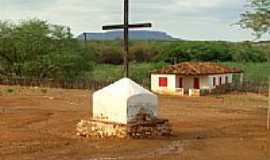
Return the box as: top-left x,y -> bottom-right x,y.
0,85 -> 269,160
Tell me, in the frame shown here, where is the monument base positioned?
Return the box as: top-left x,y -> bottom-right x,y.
77,113 -> 172,139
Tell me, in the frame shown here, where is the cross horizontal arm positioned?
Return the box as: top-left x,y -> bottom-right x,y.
102,23 -> 152,30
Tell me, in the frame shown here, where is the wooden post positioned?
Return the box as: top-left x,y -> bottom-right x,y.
267,77 -> 270,130
83,32 -> 87,48
240,73 -> 244,86
67,27 -> 71,39
124,0 -> 129,77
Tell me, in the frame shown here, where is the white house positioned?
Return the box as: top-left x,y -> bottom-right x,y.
93,78 -> 158,124
151,62 -> 243,96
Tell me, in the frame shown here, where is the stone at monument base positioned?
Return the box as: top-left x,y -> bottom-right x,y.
77,120 -> 128,138
127,112 -> 172,138
77,112 -> 172,139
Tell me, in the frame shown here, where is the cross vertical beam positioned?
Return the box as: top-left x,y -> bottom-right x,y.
124,0 -> 129,77
102,0 -> 152,78
83,32 -> 87,47
267,77 -> 270,130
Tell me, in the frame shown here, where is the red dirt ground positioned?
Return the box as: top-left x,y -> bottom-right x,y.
0,85 -> 269,160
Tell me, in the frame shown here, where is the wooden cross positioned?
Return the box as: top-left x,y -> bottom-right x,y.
267,77 -> 270,130
102,0 -> 152,77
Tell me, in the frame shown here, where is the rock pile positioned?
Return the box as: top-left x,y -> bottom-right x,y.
76,120 -> 127,138
76,112 -> 172,139
127,112 -> 172,138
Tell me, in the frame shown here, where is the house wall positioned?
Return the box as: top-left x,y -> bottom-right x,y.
208,74 -> 233,89
200,76 -> 210,89
201,74 -> 233,90
151,73 -> 234,96
182,76 -> 193,90
151,74 -> 176,95
176,75 -> 210,90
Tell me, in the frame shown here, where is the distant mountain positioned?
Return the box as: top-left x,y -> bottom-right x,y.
77,30 -> 177,41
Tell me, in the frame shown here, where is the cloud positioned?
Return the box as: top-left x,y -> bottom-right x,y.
0,0 -> 260,41
175,0 -> 225,8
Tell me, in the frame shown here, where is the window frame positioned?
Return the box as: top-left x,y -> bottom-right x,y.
219,77 -> 222,85
159,77 -> 168,87
179,77 -> 183,88
213,77 -> 216,86
225,76 -> 229,84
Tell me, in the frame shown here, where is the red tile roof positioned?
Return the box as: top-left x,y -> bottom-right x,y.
152,62 -> 243,76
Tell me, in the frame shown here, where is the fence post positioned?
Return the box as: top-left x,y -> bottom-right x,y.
267,77 -> 270,130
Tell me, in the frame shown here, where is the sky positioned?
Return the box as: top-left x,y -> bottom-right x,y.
0,0 -> 265,41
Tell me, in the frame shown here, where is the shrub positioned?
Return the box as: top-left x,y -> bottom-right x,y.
6,88 -> 15,93
41,88 -> 48,94
200,89 -> 210,96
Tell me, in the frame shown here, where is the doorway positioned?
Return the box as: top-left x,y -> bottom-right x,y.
178,77 -> 183,88
194,78 -> 200,89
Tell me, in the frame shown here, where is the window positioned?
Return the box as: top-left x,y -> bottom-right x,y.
179,78 -> 183,88
225,76 -> 229,84
159,77 -> 168,87
213,77 -> 216,86
219,77 -> 222,85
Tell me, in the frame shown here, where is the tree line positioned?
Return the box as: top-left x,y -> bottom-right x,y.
1,6 -> 270,81
86,40 -> 270,65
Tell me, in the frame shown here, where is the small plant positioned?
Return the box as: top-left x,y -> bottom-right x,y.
41,88 -> 48,94
200,89 -> 210,96
6,88 -> 15,93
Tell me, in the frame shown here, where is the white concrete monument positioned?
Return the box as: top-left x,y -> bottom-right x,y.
77,78 -> 172,138
93,78 -> 158,124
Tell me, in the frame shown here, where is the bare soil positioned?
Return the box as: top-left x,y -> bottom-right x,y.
0,85 -> 269,160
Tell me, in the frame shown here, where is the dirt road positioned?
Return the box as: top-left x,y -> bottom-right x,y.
0,86 -> 269,160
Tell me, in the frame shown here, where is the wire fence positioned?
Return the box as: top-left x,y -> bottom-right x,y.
0,77 -> 114,91
236,81 -> 269,96
211,81 -> 269,96
0,77 -> 268,95
0,77 -> 150,91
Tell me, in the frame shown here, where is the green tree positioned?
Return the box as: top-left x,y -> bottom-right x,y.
0,21 -> 18,77
130,43 -> 154,62
0,19 -> 93,80
239,0 -> 270,38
